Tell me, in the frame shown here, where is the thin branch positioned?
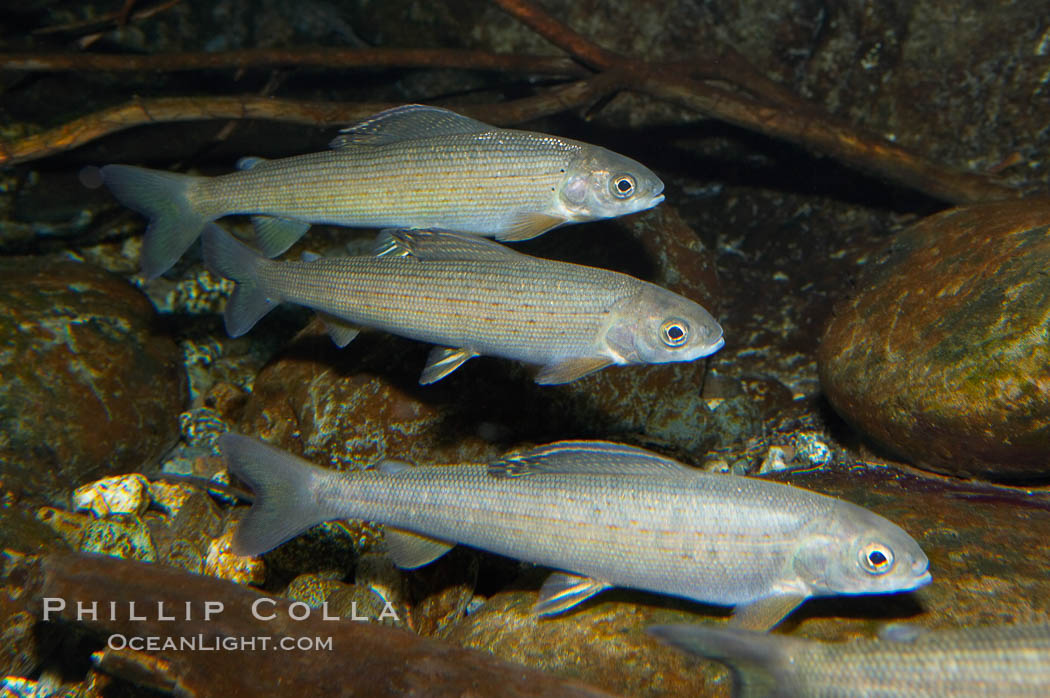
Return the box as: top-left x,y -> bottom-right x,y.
33,0 -> 184,36
490,0 -> 1018,204
0,78 -> 615,167
1,48 -> 586,77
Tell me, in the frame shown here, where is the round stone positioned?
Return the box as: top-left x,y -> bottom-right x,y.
0,258 -> 187,499
818,199 -> 1050,479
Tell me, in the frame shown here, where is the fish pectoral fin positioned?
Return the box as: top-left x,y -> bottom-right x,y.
419,347 -> 479,384
384,527 -> 455,569
534,357 -> 614,384
251,215 -> 311,258
730,593 -> 807,632
533,573 -> 612,616
375,228 -> 526,262
317,313 -> 361,348
330,105 -> 492,148
497,212 -> 568,242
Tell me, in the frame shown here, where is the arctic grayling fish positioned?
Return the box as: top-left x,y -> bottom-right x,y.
649,623 -> 1050,697
98,104 -> 665,278
221,436 -> 931,631
203,226 -> 724,384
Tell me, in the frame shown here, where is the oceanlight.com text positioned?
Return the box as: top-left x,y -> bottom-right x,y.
107,634 -> 334,652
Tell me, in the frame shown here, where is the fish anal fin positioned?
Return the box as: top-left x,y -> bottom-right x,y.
534,357 -> 613,384
331,105 -> 492,148
419,347 -> 479,384
317,312 -> 360,348
251,215 -> 311,258
385,526 -> 454,569
730,593 -> 807,632
533,572 -> 612,616
496,212 -> 568,242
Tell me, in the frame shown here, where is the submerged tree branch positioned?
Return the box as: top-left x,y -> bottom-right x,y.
0,0 -> 1022,205
0,78 -> 619,167
1,47 -> 585,77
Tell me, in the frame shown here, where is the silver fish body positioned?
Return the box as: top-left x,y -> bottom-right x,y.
203,227 -> 724,384
649,623 -> 1050,697
222,436 -> 930,629
99,104 -> 665,277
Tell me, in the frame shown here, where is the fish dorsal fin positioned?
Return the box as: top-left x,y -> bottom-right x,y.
647,625 -> 798,698
879,623 -> 924,643
376,459 -> 412,475
488,440 -> 697,478
533,572 -> 612,616
374,228 -> 527,262
330,105 -> 493,148
385,526 -> 455,569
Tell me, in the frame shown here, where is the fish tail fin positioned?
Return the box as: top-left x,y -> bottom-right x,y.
99,164 -> 211,279
647,625 -> 798,698
201,224 -> 276,337
219,433 -> 339,557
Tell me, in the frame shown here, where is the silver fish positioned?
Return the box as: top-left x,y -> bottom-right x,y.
202,226 -> 724,384
649,623 -> 1050,697
99,104 -> 666,278
222,436 -> 931,631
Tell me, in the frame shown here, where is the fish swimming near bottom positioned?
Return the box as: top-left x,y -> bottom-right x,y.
203,226 -> 724,384
649,623 -> 1050,697
221,435 -> 930,630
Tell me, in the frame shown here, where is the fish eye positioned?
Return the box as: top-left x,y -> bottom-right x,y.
859,542 -> 895,575
610,174 -> 636,199
660,319 -> 689,347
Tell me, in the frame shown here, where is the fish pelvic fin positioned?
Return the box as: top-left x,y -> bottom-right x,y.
99,164 -> 210,279
219,433 -> 336,557
497,212 -> 568,242
730,593 -> 807,632
385,526 -> 455,569
533,572 -> 612,616
419,347 -> 479,384
647,624 -> 800,698
201,224 -> 276,337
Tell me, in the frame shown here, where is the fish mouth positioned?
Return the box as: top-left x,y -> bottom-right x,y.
911,570 -> 933,589
705,336 -> 725,355
649,193 -> 666,207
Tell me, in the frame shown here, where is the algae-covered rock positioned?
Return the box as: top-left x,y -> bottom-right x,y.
818,199 -> 1050,479
0,257 -> 186,500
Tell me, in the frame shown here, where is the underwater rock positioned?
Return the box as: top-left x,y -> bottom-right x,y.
818,200 -> 1050,479
0,257 -> 186,500
236,205 -> 723,475
36,551 -> 615,698
448,591 -> 717,697
72,474 -> 151,518
0,551 -> 49,680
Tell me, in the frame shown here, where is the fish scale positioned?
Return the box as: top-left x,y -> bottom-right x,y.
263,257 -> 627,347
652,623 -> 1050,697
222,436 -> 931,630
201,135 -> 574,227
